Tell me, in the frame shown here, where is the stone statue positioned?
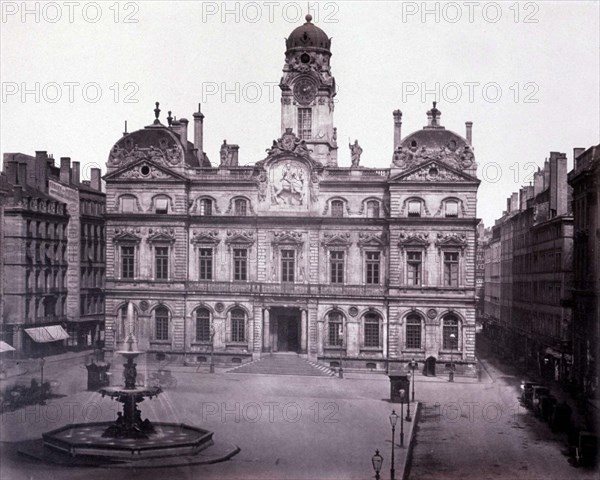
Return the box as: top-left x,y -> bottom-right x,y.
349,140 -> 363,167
220,140 -> 231,166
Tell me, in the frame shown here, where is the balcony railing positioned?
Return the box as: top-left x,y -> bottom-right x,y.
186,281 -> 386,297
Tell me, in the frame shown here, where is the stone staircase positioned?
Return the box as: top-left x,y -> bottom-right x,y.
227,354 -> 337,377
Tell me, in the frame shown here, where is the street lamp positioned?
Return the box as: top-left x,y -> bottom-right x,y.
408,358 -> 417,402
371,449 -> 383,480
449,333 -> 456,382
389,409 -> 399,480
405,372 -> 412,422
338,323 -> 344,378
209,325 -> 216,374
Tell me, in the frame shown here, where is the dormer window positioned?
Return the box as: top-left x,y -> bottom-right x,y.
445,201 -> 459,217
121,196 -> 136,213
408,200 -> 422,217
155,197 -> 169,214
331,200 -> 344,218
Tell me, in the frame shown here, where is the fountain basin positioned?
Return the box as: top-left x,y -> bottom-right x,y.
42,422 -> 214,459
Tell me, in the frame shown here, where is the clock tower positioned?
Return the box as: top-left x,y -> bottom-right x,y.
280,14 -> 338,166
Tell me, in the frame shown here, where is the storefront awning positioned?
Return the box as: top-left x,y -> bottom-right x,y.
0,341 -> 16,353
25,325 -> 70,343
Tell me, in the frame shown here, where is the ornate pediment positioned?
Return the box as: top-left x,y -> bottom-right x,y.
398,232 -> 430,249
191,230 -> 220,246
108,143 -> 184,170
265,128 -> 313,159
225,230 -> 255,246
322,232 -> 352,248
357,232 -> 387,247
113,227 -> 142,243
148,227 -> 176,244
105,159 -> 185,182
392,142 -> 475,171
435,232 -> 467,249
390,161 -> 476,183
272,231 -> 304,246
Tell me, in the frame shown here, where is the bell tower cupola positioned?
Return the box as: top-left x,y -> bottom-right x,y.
280,14 -> 337,166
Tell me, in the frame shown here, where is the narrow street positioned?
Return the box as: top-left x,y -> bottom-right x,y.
408,335 -> 597,480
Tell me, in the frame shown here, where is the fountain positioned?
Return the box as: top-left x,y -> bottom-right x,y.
19,302 -> 239,467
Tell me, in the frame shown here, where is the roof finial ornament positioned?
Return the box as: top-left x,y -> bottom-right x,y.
167,111 -> 173,127
153,102 -> 161,125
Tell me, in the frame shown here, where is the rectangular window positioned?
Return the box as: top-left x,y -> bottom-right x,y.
121,246 -> 135,279
155,246 -> 169,280
364,315 -> 380,347
365,251 -> 381,285
406,323 -> 421,349
443,252 -> 459,287
200,199 -> 212,216
121,197 -> 135,213
445,201 -> 458,217
407,251 -> 422,286
233,248 -> 248,281
155,317 -> 169,341
234,199 -> 247,216
328,313 -> 343,346
331,200 -> 344,217
330,251 -> 344,284
155,198 -> 169,214
231,311 -> 245,342
199,248 -> 213,280
196,311 -> 211,342
281,249 -> 295,283
298,108 -> 312,140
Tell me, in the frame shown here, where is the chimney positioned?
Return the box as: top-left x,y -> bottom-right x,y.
72,161 -> 80,185
573,147 -> 585,169
543,160 -> 550,189
533,169 -> 544,196
4,154 -> 17,185
393,109 -> 402,150
34,151 -> 48,191
520,185 -> 534,210
60,157 -> 71,184
506,197 -> 511,213
18,162 -> 27,187
179,118 -> 189,151
230,145 -> 239,167
511,192 -> 519,212
549,152 -> 567,216
90,168 -> 101,191
13,185 -> 22,202
193,103 -> 205,160
465,121 -> 473,145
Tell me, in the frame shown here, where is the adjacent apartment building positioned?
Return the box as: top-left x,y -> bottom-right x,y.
1,153 -> 105,356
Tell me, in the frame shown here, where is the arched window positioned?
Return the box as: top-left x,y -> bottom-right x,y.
331,200 -> 344,218
327,311 -> 344,346
154,196 -> 169,214
120,195 -> 137,213
366,200 -> 380,218
230,308 -> 246,342
364,313 -> 381,347
408,199 -> 422,217
444,200 -> 459,217
443,315 -> 459,350
196,308 -> 211,342
200,198 -> 213,216
155,306 -> 169,341
234,199 -> 247,216
405,314 -> 422,349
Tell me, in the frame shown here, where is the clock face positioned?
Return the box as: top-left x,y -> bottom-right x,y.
293,78 -> 317,105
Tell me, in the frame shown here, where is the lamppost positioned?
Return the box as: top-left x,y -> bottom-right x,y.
338,323 -> 344,378
405,372 -> 412,422
371,449 -> 383,480
389,409 -> 399,480
408,358 -> 417,402
209,325 -> 216,374
449,333 -> 456,382
399,391 -> 405,448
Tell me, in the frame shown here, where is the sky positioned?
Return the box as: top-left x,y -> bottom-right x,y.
1,0 -> 598,226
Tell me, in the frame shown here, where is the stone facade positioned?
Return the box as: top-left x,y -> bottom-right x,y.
1,153 -> 105,356
103,17 -> 480,375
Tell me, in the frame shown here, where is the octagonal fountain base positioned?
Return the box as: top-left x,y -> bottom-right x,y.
18,422 -> 240,468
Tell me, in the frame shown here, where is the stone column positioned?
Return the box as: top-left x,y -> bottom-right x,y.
301,309 -> 308,354
262,308 -> 270,352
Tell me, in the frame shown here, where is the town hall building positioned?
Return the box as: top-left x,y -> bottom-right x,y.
103,15 -> 480,375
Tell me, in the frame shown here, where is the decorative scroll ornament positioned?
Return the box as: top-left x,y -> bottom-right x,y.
398,232 -> 430,249
357,232 -> 388,247
435,232 -> 468,249
191,230 -> 220,245
400,163 -> 466,182
393,143 -> 474,171
109,144 -> 183,169
120,164 -> 171,179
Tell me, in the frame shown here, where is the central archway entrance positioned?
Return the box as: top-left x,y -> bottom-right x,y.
271,307 -> 301,353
